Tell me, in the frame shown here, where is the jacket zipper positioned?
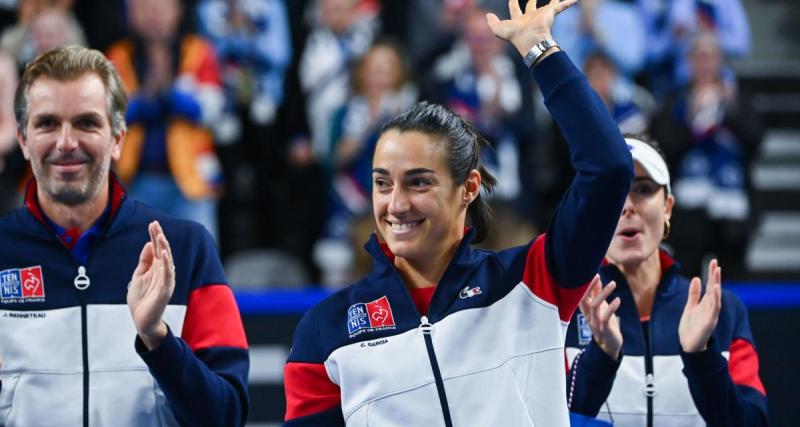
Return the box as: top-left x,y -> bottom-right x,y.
419,316 -> 453,427
32,202 -> 111,427
74,265 -> 91,427
641,321 -> 656,427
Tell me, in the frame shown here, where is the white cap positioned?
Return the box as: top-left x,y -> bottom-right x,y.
625,137 -> 671,194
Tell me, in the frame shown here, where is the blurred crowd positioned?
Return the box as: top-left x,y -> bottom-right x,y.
0,0 -> 761,286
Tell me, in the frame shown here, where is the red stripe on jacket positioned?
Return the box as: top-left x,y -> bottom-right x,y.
284,362 -> 341,420
728,338 -> 766,395
182,284 -> 248,350
523,235 -> 590,322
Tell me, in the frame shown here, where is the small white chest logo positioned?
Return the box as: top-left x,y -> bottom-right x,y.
459,285 -> 482,299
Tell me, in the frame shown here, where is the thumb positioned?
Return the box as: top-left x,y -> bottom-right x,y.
486,13 -> 512,39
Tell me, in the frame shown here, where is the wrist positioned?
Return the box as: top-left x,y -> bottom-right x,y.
512,32 -> 554,57
595,337 -> 621,360
681,341 -> 708,354
521,37 -> 560,68
139,322 -> 168,351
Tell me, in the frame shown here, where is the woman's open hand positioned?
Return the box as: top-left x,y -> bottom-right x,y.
579,275 -> 623,360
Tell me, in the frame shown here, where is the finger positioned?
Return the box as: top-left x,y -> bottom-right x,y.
149,221 -> 161,256
706,258 -> 718,286
713,267 -> 722,310
587,282 -> 606,323
553,0 -> 578,14
588,274 -> 602,296
579,298 -> 590,316
158,227 -> 174,265
599,297 -> 621,324
579,290 -> 592,313
155,227 -> 175,284
160,244 -> 175,284
154,221 -> 167,256
591,281 -> 617,309
525,0 -> 537,13
588,275 -> 601,301
509,0 -> 523,19
580,275 -> 601,312
133,241 -> 154,277
486,12 -> 500,31
685,277 -> 701,310
159,249 -> 173,292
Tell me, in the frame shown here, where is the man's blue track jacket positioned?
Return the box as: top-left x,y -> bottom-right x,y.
0,176 -> 250,426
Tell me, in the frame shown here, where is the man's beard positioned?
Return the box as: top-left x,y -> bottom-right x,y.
35,156 -> 108,207
48,184 -> 94,206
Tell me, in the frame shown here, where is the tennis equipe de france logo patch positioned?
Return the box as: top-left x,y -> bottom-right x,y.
1,266 -> 46,303
347,295 -> 396,337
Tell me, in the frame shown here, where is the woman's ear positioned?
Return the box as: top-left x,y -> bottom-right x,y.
665,193 -> 675,220
463,169 -> 482,206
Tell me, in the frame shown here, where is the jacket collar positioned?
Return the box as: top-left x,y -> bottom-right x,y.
601,249 -> 681,296
363,228 -> 487,319
24,173 -> 127,235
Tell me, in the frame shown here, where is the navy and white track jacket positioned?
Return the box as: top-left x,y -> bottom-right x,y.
283,52 -> 634,426
565,251 -> 768,426
0,177 -> 250,426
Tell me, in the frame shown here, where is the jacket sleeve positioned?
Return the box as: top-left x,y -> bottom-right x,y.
532,52 -> 633,290
137,227 -> 250,427
566,340 -> 622,417
681,295 -> 768,427
283,309 -> 345,426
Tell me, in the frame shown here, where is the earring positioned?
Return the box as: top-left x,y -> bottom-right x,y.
662,219 -> 671,240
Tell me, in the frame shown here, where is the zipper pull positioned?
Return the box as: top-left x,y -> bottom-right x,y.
74,266 -> 90,290
419,316 -> 434,335
643,373 -> 657,397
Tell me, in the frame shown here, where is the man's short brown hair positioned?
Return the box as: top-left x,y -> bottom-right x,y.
14,45 -> 128,139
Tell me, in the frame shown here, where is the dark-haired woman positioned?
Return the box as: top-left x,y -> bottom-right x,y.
565,137 -> 768,426
283,1 -> 633,425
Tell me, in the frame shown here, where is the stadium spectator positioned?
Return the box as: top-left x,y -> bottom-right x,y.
316,40 -> 416,286
298,0 -> 378,160
584,50 -> 652,135
427,6 -> 538,249
0,0 -> 85,67
652,31 -> 761,278
640,0 -> 751,96
106,0 -> 225,240
551,0 -> 646,78
196,0 -> 293,140
0,50 -> 23,215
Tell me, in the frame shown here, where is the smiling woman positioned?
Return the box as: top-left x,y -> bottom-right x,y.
282,1 -> 636,426
370,104 -> 496,288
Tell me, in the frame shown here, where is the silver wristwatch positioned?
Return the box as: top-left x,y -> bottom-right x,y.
523,38 -> 559,69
